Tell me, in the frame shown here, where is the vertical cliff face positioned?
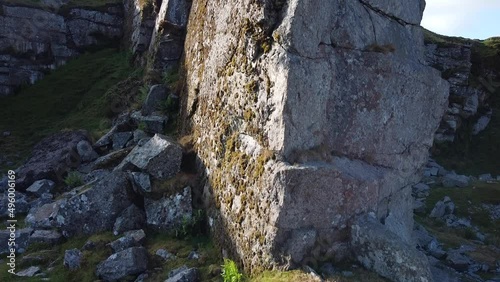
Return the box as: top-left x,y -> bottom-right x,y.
181,0 -> 449,278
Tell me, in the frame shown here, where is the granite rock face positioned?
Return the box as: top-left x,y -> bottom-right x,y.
425,42 -> 491,142
0,2 -> 124,95
181,0 -> 448,277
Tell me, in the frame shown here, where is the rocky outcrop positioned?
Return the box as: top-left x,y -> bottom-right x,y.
96,247 -> 149,281
181,0 -> 448,278
26,171 -> 134,236
124,0 -> 191,70
0,2 -> 124,95
425,39 -> 494,142
16,130 -> 90,190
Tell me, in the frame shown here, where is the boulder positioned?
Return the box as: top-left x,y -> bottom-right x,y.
165,265 -> 199,282
109,236 -> 139,253
113,204 -> 146,235
117,134 -> 182,180
0,192 -> 30,216
142,85 -> 168,115
77,140 -> 99,163
28,193 -> 54,211
478,173 -> 493,182
442,174 -> 470,188
29,230 -> 62,245
26,171 -> 133,236
430,197 -> 455,218
0,228 -> 32,255
15,130 -> 90,190
446,252 -> 471,272
412,182 -> 430,198
96,247 -> 148,281
123,229 -> 147,244
129,172 -> 152,194
351,215 -> 433,282
91,148 -> 132,170
133,129 -> 149,143
112,132 -> 134,150
188,251 -> 200,260
131,111 -> 168,134
472,114 -> 491,135
64,249 -> 83,270
26,179 -> 55,197
15,266 -> 40,277
156,249 -> 176,261
145,187 -> 192,231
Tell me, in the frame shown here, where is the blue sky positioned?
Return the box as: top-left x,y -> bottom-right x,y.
421,0 -> 500,40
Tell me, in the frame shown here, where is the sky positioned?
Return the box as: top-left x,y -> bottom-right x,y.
421,0 -> 500,40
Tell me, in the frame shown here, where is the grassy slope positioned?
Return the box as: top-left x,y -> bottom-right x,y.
425,29 -> 500,175
0,48 -> 137,172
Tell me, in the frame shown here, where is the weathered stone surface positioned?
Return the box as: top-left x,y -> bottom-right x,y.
351,215 -> 433,282
473,112 -> 492,135
16,130 -> 90,190
26,179 -> 55,197
442,173 -> 470,188
64,249 -> 83,270
446,252 -> 471,272
91,148 -> 132,170
181,0 -> 448,273
0,228 -> 32,255
165,265 -> 198,282
26,171 -> 133,236
112,132 -> 134,150
117,134 -> 182,180
77,140 -> 99,163
15,266 -> 40,277
145,187 -> 192,231
147,0 -> 191,71
123,229 -> 147,244
430,196 -> 455,218
129,172 -> 152,194
96,247 -> 148,281
29,230 -> 62,245
156,249 -> 176,261
113,204 -> 146,235
124,0 -> 155,56
0,192 -> 30,216
142,85 -> 168,115
109,236 -> 140,253
131,111 -> 168,134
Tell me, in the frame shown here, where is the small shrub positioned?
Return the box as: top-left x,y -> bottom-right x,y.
221,259 -> 243,282
138,85 -> 150,104
174,209 -> 206,238
65,171 -> 83,188
365,43 -> 396,54
162,69 -> 180,90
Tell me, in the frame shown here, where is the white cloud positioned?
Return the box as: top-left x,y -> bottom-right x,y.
422,0 -> 500,39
